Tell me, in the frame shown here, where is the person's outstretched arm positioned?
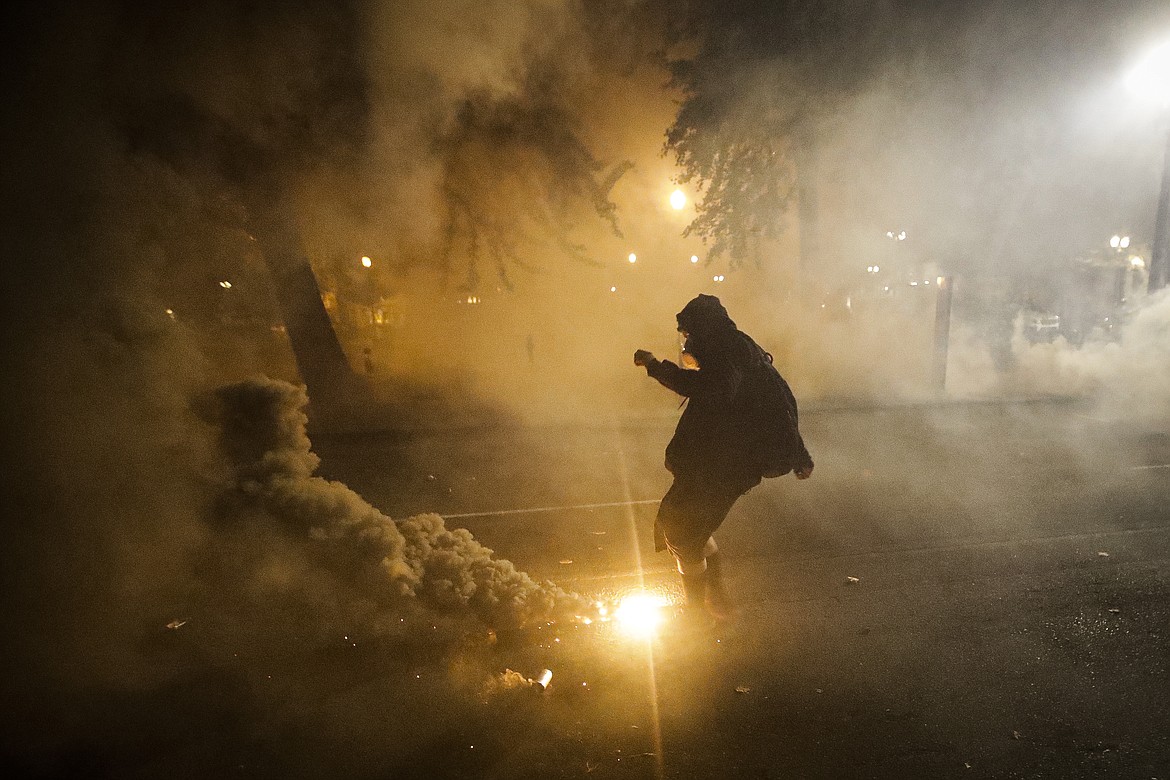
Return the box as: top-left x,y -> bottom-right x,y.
634,349 -> 742,403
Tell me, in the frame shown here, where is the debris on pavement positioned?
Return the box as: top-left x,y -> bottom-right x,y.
1108,608 -> 1121,614
846,576 -> 860,584
484,668 -> 549,699
735,686 -> 751,694
1012,730 -> 1022,740
1097,551 -> 1110,557
165,619 -> 187,630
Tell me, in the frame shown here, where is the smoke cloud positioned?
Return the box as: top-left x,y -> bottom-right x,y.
208,377 -> 582,644
1,346 -> 587,772
996,291 -> 1170,422
3,0 -> 1170,772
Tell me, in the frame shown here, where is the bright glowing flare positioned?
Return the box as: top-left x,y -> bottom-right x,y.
615,592 -> 670,639
361,255 -> 372,267
669,189 -> 687,210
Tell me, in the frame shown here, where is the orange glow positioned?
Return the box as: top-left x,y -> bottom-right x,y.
615,591 -> 670,639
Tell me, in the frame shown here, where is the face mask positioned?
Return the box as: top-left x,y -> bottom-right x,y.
679,331 -> 700,370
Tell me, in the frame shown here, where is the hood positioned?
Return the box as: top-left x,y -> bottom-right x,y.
676,294 -> 737,337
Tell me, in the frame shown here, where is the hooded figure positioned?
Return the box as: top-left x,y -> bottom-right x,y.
634,294 -> 812,620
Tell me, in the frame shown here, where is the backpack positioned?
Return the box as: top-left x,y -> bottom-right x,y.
738,351 -> 809,478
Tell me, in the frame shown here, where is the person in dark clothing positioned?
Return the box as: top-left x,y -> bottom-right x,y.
634,294 -> 813,620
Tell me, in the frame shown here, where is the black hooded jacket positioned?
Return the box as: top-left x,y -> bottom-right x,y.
645,294 -> 811,482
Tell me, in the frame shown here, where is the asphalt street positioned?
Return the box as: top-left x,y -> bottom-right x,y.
313,398 -> 1170,779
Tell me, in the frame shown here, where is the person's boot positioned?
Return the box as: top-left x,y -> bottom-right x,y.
678,573 -> 702,608
704,552 -> 737,622
680,570 -> 708,613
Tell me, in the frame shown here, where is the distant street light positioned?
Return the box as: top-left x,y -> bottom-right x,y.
361,255 -> 372,268
1126,40 -> 1170,291
669,189 -> 687,210
1126,42 -> 1170,104
628,252 -> 637,264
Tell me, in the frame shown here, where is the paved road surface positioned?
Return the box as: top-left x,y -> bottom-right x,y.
308,399 -> 1170,778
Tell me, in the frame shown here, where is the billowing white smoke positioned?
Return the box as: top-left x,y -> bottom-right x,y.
208,377 -> 583,652
951,290 -> 1170,422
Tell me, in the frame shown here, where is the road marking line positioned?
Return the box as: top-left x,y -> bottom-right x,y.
441,498 -> 660,520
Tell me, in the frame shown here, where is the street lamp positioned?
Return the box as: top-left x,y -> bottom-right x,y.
1126,40 -> 1170,292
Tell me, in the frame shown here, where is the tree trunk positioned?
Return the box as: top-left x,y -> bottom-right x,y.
248,199 -> 357,406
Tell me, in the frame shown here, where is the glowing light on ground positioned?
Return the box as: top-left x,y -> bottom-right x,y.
669,189 -> 687,210
361,255 -> 372,267
615,591 -> 671,640
628,252 -> 637,264
612,421 -> 666,779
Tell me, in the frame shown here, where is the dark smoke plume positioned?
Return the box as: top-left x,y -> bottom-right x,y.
207,377 -> 585,646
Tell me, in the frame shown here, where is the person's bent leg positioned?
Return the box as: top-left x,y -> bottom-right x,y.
657,475 -> 754,618
672,541 -> 709,612
657,479 -> 710,612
